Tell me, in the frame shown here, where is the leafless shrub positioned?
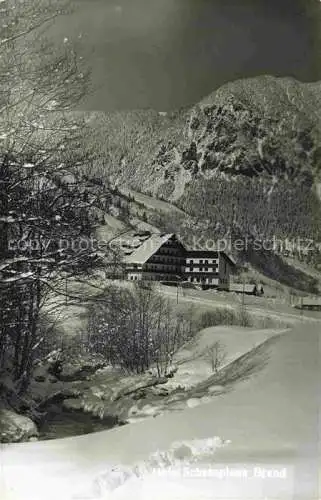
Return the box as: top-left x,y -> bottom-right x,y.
205,341 -> 227,373
197,307 -> 252,329
198,307 -> 289,331
86,283 -> 196,376
237,306 -> 253,327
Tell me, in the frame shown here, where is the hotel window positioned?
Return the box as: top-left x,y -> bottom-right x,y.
205,260 -> 208,264
205,267 -> 208,271
200,259 -> 203,264
190,260 -> 193,265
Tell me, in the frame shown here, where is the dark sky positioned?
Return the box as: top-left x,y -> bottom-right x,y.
52,0 -> 321,111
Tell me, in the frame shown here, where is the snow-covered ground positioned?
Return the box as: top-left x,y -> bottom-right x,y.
1,323 -> 320,500
0,436 -> 298,500
161,285 -> 321,325
167,325 -> 285,390
119,187 -> 185,214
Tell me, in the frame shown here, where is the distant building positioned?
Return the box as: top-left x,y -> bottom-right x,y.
229,283 -> 258,295
296,296 -> 321,311
123,233 -> 235,288
125,233 -> 186,282
184,250 -> 235,290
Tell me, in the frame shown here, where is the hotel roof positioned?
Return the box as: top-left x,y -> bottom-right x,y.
123,233 -> 236,267
124,233 -> 175,264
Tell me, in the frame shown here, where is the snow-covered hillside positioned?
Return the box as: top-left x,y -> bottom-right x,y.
0,323 -> 319,500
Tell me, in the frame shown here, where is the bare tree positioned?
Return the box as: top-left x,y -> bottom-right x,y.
0,0 -> 91,157
205,341 -> 227,374
0,0 -> 99,396
86,283 -> 196,376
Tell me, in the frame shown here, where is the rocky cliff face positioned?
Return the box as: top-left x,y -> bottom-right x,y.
154,76 -> 321,201
87,75 -> 321,197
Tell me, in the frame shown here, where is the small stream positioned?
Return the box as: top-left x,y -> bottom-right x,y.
38,403 -> 127,440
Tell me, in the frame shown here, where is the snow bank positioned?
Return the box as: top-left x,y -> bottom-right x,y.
74,436 -> 230,500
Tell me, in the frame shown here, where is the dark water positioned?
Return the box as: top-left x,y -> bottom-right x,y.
38,404 -> 126,440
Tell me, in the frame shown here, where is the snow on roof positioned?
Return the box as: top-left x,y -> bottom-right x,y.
301,296 -> 321,306
124,233 -> 174,264
229,283 -> 257,293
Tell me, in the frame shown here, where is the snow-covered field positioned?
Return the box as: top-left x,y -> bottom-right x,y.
1,323 -> 320,500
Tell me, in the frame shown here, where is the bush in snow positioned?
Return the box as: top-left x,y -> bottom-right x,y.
86,283 -> 196,376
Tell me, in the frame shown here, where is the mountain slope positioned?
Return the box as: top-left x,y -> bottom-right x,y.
82,75 -> 321,289
86,75 -> 321,189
